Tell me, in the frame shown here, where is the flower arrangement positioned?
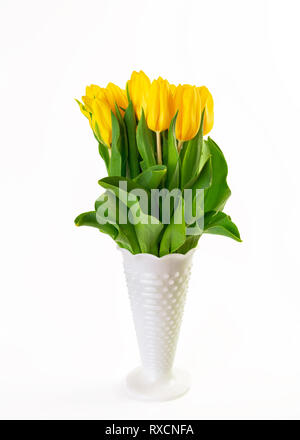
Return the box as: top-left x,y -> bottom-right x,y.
75,71 -> 241,256
74,71 -> 241,400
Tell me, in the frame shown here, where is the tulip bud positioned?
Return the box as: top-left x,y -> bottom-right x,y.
92,98 -> 112,146
86,84 -> 102,98
79,83 -> 128,146
146,77 -> 174,132
127,70 -> 151,119
82,84 -> 104,112
173,85 -> 201,141
198,86 -> 214,135
106,82 -> 128,115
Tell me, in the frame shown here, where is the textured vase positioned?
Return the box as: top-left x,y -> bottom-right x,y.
120,248 -> 195,401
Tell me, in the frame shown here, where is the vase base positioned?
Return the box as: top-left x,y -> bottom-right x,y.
125,367 -> 190,402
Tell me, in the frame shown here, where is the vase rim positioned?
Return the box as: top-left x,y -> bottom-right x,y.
118,246 -> 197,261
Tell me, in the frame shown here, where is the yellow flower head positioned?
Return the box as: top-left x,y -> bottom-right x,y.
127,70 -> 151,119
77,75 -> 214,149
173,85 -> 201,141
92,97 -> 113,146
198,86 -> 214,135
82,84 -> 104,112
78,82 -> 129,146
105,82 -> 128,115
146,77 -> 174,132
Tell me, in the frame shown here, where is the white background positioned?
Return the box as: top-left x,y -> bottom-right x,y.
0,0 -> 300,420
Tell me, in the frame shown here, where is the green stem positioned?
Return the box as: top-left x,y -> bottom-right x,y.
156,131 -> 162,165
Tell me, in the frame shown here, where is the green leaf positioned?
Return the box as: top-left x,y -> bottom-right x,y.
159,221 -> 186,256
124,101 -> 140,179
204,211 -> 241,242
159,196 -> 186,256
98,180 -> 162,255
93,121 -> 105,146
98,142 -> 110,173
109,112 -> 123,176
115,221 -> 141,253
166,112 -> 180,190
140,160 -> 147,172
204,137 -> 231,213
176,235 -> 201,254
197,138 -> 211,177
179,141 -> 188,163
98,176 -> 148,207
191,156 -> 212,191
74,211 -> 118,239
183,156 -> 212,228
134,213 -> 164,256
133,165 -> 167,190
136,110 -> 156,170
95,191 -> 141,253
115,104 -> 128,177
162,130 -> 168,166
181,111 -> 204,189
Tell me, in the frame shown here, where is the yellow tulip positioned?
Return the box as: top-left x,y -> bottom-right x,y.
86,84 -> 102,99
79,83 -> 128,146
82,84 -> 104,112
105,82 -> 128,115
198,86 -> 214,135
146,77 -> 174,132
91,97 -> 113,146
173,85 -> 201,141
169,84 -> 176,95
127,70 -> 151,119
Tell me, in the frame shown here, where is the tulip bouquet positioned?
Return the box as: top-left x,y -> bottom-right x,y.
74,71 -> 241,400
75,71 -> 241,256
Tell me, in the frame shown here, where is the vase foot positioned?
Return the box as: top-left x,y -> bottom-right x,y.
125,367 -> 190,402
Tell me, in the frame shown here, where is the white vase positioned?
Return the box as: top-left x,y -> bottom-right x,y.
120,248 -> 195,401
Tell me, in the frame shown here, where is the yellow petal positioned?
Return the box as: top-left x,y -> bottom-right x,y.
86,84 -> 102,99
146,77 -> 174,132
127,70 -> 151,119
174,85 -> 201,141
169,84 -> 176,95
106,82 -> 128,115
92,98 -> 112,146
198,86 -> 214,135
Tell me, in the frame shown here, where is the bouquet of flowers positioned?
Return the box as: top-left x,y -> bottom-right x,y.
74,71 -> 241,401
75,71 -> 241,256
